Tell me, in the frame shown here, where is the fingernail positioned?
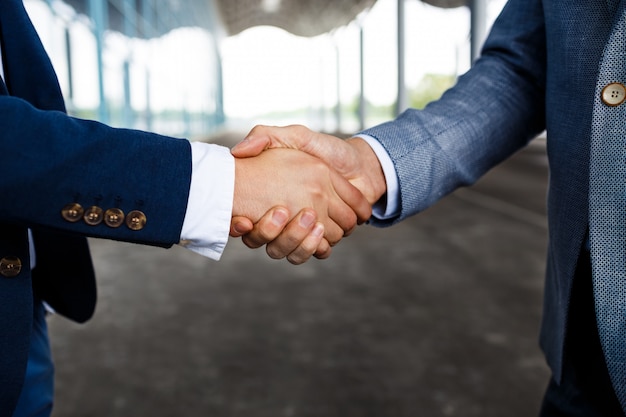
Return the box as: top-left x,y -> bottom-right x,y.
312,223 -> 324,237
272,208 -> 289,226
299,211 -> 316,228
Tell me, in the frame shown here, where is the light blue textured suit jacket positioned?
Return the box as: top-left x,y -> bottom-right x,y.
364,0 -> 622,393
0,1 -> 193,414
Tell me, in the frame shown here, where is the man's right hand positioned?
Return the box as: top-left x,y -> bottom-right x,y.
231,147 -> 371,264
232,125 -> 387,205
229,125 -> 388,264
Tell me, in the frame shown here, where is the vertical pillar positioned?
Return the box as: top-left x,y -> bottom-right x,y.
123,61 -> 132,127
396,0 -> 408,116
470,0 -> 488,64
205,0 -> 226,130
334,39 -> 342,133
64,27 -> 74,105
89,0 -> 108,123
358,24 -> 366,131
123,0 -> 137,128
213,38 -> 225,128
141,0 -> 154,130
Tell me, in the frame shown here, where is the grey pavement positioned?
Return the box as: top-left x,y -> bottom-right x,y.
49,134 -> 551,417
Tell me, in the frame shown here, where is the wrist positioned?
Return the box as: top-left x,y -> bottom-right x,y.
232,157 -> 256,220
346,137 -> 388,205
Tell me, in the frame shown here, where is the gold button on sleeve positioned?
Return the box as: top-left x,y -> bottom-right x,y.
84,206 -> 104,226
0,256 -> 22,278
104,208 -> 125,228
61,203 -> 84,223
126,210 -> 147,231
601,83 -> 626,106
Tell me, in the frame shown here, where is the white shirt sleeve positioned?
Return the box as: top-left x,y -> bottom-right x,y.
355,134 -> 401,220
178,141 -> 235,260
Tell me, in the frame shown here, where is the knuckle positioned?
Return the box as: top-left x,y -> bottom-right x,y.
242,235 -> 262,249
287,255 -> 305,265
257,228 -> 277,243
266,245 -> 285,260
335,211 -> 357,234
316,240 -> 331,257
292,124 -> 307,135
314,249 -> 331,260
285,234 -> 305,248
344,212 -> 358,231
250,124 -> 265,134
325,226 -> 344,247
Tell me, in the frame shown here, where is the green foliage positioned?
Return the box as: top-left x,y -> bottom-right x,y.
345,96 -> 394,120
409,73 -> 457,110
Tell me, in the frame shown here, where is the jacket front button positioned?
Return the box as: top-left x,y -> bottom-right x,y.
126,210 -> 147,231
601,83 -> 626,106
61,203 -> 84,223
0,256 -> 22,278
84,206 -> 104,226
104,208 -> 125,228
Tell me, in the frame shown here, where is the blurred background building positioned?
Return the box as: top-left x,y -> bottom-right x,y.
27,0 -> 506,139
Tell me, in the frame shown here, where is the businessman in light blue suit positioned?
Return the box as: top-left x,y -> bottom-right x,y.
0,0 -> 371,415
232,0 -> 626,415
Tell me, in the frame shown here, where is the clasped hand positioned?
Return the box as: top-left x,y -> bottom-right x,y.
229,125 -> 388,265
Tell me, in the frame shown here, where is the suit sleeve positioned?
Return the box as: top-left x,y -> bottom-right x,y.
0,94 -> 193,248
362,0 -> 548,227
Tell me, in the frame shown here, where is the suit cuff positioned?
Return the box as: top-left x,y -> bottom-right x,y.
179,142 -> 234,260
355,134 -> 400,220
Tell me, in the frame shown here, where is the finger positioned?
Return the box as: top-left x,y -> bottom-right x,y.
332,169 -> 372,223
325,197 -> 357,239
326,169 -> 372,233
265,209 -> 318,259
232,125 -> 322,158
314,238 -> 332,260
231,134 -> 271,158
241,207 -> 290,249
231,125 -> 282,158
286,222 -> 326,265
322,220 -> 348,247
230,216 -> 254,237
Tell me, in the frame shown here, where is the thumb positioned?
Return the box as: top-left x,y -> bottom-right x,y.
231,132 -> 271,158
232,124 -> 314,158
230,216 -> 254,237
233,124 -> 340,160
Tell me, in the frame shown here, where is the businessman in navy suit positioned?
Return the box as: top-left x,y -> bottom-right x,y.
232,0 -> 626,415
0,1 -> 371,415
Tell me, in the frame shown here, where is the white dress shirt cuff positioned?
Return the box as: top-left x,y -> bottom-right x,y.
179,142 -> 235,260
355,134 -> 401,220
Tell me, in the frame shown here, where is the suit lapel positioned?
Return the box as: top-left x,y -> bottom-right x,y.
0,74 -> 8,96
0,34 -> 7,95
0,0 -> 65,111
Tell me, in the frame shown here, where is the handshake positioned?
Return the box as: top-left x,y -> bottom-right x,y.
229,124 -> 388,265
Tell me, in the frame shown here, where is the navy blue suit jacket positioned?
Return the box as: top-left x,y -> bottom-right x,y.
364,0 -> 622,395
0,1 -> 193,413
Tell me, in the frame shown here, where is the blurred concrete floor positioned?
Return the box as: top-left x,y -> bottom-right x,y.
49,134 -> 551,417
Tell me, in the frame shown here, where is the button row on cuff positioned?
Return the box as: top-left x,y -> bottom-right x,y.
61,203 -> 146,231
